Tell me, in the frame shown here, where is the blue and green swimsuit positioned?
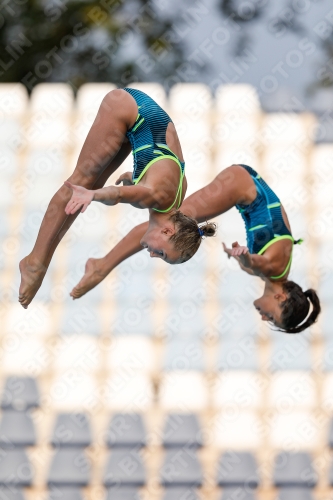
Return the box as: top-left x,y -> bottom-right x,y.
124,88 -> 185,213
236,165 -> 301,279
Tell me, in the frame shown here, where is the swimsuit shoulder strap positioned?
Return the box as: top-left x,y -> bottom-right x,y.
133,153 -> 184,213
257,235 -> 298,280
257,235 -> 294,256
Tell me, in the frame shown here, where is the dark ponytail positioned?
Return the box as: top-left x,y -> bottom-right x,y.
199,222 -> 216,238
279,281 -> 321,334
169,211 -> 217,263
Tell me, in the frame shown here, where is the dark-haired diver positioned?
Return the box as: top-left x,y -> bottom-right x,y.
19,88 -> 216,308
70,164 -> 321,334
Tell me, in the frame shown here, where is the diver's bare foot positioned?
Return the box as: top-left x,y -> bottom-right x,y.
19,256 -> 46,309
70,258 -> 106,299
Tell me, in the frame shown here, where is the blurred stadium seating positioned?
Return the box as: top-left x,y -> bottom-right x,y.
0,82 -> 331,499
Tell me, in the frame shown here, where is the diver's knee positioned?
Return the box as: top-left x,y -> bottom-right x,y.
67,169 -> 98,189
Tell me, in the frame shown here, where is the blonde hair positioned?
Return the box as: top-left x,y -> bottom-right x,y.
169,211 -> 217,263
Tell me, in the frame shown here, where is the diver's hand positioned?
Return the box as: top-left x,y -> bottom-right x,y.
224,241 -> 253,273
115,172 -> 133,186
223,241 -> 244,258
231,242 -> 249,257
64,181 -> 94,214
222,242 -> 233,259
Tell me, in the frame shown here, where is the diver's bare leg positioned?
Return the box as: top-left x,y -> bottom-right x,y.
70,221 -> 147,299
19,90 -> 137,308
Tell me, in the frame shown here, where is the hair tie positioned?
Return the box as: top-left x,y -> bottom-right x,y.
198,227 -> 204,237
297,299 -> 312,326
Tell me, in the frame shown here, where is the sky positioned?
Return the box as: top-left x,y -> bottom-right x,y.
153,0 -> 333,108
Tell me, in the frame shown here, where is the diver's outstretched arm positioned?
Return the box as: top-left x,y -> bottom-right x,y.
64,181 -> 157,213
223,241 -> 274,278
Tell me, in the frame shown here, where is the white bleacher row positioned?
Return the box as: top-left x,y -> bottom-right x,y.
0,351 -> 324,408
0,81 -> 259,115
0,81 -> 317,158
0,82 -> 321,192
0,83 -> 315,148
0,321 -> 318,372
0,325 -> 327,393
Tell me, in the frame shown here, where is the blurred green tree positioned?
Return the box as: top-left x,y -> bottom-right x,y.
0,0 -> 187,91
2,0 -> 333,92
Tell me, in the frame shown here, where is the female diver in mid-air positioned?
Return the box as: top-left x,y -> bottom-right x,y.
19,88 -> 216,308
69,164 -> 321,334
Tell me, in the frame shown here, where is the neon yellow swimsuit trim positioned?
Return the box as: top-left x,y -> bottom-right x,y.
156,143 -> 173,152
133,153 -> 184,213
132,144 -> 152,155
257,234 -> 296,280
132,116 -> 145,132
249,224 -> 267,231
